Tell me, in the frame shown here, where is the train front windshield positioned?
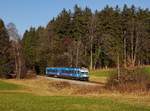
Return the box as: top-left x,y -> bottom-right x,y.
80,71 -> 89,77
81,72 -> 88,75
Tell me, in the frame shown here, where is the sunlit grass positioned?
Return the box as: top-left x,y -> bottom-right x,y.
0,80 -> 22,90
143,66 -> 150,74
0,93 -> 150,111
0,76 -> 150,111
89,69 -> 114,83
89,66 -> 150,83
90,69 -> 114,77
90,66 -> 150,78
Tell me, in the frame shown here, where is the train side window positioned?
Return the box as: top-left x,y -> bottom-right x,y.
70,70 -> 73,74
73,70 -> 76,74
48,69 -> 52,73
75,70 -> 79,74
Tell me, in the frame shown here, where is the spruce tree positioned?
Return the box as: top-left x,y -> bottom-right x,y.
0,19 -> 12,77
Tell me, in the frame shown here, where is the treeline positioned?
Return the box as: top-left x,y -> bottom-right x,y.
0,19 -> 26,78
22,5 -> 150,74
1,4 -> 150,77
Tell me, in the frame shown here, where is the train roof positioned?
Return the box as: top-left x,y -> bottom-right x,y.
46,67 -> 88,71
46,67 -> 80,70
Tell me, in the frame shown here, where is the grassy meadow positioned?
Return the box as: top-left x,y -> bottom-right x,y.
0,93 -> 150,111
90,66 -> 150,83
89,68 -> 113,83
0,66 -> 150,111
0,80 -> 22,90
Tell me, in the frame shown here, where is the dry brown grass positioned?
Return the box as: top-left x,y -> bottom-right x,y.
2,76 -> 53,95
3,76 -> 150,96
106,68 -> 150,93
49,80 -> 103,95
90,76 -> 107,83
2,76 -> 104,96
1,76 -> 150,107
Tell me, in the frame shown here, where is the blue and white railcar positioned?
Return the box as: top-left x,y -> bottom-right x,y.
46,67 -> 89,81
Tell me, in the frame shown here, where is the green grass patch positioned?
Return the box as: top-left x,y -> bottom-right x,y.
90,69 -> 114,77
0,80 -> 21,90
0,93 -> 149,111
143,66 -> 150,74
89,69 -> 115,83
90,66 -> 150,78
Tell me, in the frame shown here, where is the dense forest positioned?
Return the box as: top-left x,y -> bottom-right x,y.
22,5 -> 150,74
0,5 -> 150,76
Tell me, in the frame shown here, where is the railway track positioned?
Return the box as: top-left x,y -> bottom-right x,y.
44,76 -> 104,86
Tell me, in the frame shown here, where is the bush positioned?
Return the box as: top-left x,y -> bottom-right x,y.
106,67 -> 150,92
50,81 -> 71,90
25,70 -> 36,79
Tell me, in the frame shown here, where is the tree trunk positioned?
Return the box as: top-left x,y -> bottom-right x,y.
12,42 -> 27,79
75,41 -> 80,67
93,46 -> 101,70
70,50 -> 73,67
117,52 -> 120,80
133,33 -> 138,67
131,18 -> 134,67
133,23 -> 139,67
16,46 -> 20,79
89,15 -> 96,70
123,35 -> 127,68
90,36 -> 93,70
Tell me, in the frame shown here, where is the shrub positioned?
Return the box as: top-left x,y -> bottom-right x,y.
50,81 -> 71,90
25,70 -> 36,79
106,67 -> 150,92
73,85 -> 102,95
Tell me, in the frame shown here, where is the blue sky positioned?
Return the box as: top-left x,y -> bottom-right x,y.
0,0 -> 150,35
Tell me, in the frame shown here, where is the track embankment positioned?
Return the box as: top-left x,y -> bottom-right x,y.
44,76 -> 104,86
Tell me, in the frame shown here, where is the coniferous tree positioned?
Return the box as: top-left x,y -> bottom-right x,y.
0,19 -> 12,77
22,5 -> 150,74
